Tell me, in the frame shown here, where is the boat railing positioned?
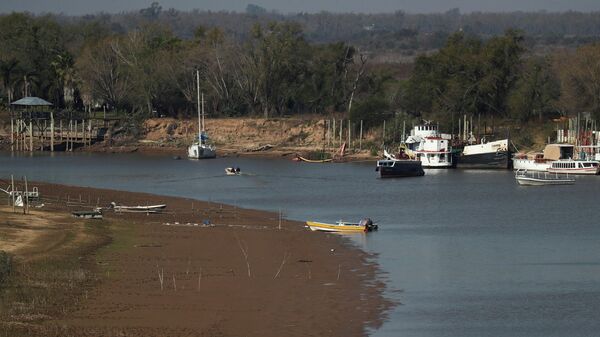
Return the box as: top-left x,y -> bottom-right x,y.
516,169 -> 571,180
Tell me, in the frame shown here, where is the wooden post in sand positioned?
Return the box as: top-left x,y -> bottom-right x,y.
74,120 -> 78,151
348,120 -> 351,149
332,119 -> 336,147
359,120 -> 363,150
10,117 -> 14,152
29,120 -> 33,152
50,112 -> 54,152
23,176 -> 28,215
11,175 -> 15,213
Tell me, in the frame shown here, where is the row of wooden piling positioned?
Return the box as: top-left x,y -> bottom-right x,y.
10,115 -> 100,152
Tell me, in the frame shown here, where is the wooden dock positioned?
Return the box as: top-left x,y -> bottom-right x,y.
9,111 -> 111,152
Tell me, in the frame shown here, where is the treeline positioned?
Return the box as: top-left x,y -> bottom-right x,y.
399,30 -> 600,124
48,4 -> 600,54
0,12 -> 374,118
2,10 -> 600,127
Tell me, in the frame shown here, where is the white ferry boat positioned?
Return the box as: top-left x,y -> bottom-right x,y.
542,144 -> 599,175
404,124 -> 454,168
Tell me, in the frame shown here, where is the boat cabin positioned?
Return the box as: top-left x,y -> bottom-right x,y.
551,161 -> 598,169
543,144 -> 574,160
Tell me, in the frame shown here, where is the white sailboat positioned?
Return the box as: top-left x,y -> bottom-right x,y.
188,70 -> 216,159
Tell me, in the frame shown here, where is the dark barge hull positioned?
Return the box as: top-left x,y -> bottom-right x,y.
376,162 -> 425,178
456,150 -> 511,169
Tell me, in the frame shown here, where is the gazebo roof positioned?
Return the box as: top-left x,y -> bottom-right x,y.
10,97 -> 53,106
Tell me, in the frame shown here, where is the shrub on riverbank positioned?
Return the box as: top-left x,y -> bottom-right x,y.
0,251 -> 11,286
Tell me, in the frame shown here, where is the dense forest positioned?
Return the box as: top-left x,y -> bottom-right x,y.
2,3 -> 600,131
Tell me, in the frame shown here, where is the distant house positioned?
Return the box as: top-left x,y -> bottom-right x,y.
363,24 -> 375,31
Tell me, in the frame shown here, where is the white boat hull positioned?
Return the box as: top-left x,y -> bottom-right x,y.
112,204 -> 167,213
188,144 -> 216,159
516,177 -> 574,186
547,167 -> 599,175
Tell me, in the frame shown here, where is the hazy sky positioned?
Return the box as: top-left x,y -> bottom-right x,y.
2,0 -> 600,15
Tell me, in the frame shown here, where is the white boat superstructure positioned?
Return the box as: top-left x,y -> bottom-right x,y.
539,144 -> 600,175
188,70 -> 216,159
462,139 -> 509,156
547,159 -> 599,175
404,124 -> 454,168
512,152 -> 551,172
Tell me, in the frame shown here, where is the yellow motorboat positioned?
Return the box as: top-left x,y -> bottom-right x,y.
306,218 -> 377,233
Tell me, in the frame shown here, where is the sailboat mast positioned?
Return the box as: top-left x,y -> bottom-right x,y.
196,70 -> 202,141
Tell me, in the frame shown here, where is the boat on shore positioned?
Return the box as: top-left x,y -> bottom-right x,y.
456,138 -> 511,169
306,218 -> 378,232
72,209 -> 103,219
294,156 -> 333,163
110,202 -> 167,213
515,169 -> 575,186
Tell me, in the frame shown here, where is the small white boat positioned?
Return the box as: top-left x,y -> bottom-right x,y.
225,167 -> 241,175
306,218 -> 378,232
110,202 -> 167,213
515,169 -> 575,186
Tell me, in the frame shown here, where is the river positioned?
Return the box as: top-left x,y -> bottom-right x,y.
2,151 -> 600,337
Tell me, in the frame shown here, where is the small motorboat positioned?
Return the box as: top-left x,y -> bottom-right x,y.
515,169 -> 575,186
72,208 -> 103,219
110,202 -> 167,213
225,167 -> 241,175
306,218 -> 378,233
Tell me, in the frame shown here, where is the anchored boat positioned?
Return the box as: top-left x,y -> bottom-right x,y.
515,169 -> 575,186
188,70 -> 216,159
456,138 -> 511,169
404,123 -> 455,168
376,155 -> 424,178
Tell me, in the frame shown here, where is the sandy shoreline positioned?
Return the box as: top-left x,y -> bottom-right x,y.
1,181 -> 391,336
